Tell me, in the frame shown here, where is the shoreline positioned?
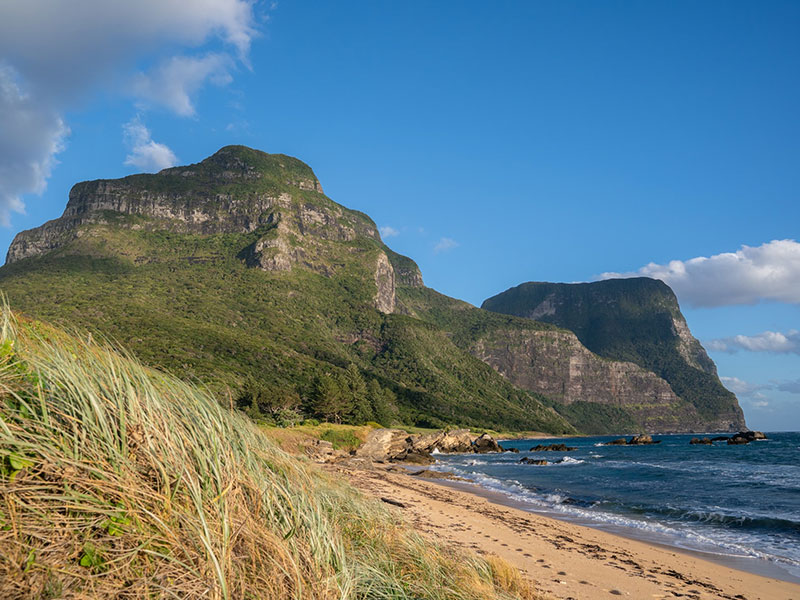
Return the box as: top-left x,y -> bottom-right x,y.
434,474 -> 800,586
330,460 -> 800,600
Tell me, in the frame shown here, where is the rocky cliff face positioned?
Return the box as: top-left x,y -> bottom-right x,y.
470,328 -> 703,433
481,278 -> 746,432
6,146 -> 409,314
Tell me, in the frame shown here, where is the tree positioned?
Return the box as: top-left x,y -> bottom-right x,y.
236,376 -> 300,423
312,373 -> 352,424
343,364 -> 372,424
367,379 -> 398,426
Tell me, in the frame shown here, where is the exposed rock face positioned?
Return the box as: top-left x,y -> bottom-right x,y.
6,146 -> 378,264
374,252 -> 396,314
470,328 -> 703,432
481,278 -> 746,433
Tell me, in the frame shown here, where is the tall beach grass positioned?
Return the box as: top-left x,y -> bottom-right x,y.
0,306 -> 541,599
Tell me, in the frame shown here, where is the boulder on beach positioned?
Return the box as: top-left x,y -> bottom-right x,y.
355,428 -> 414,462
473,432 -> 503,453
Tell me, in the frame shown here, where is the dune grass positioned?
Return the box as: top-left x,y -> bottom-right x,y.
0,307 -> 542,599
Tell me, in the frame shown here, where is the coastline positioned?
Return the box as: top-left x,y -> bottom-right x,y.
330,461 -> 800,600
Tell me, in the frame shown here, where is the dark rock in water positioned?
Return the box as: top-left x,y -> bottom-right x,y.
710,436 -> 729,442
472,432 -> 503,453
605,438 -> 628,446
605,434 -> 660,446
520,457 -> 548,465
727,430 -> 768,445
502,446 -> 520,453
690,437 -> 713,445
530,443 -> 577,452
628,434 -> 659,445
727,436 -> 750,445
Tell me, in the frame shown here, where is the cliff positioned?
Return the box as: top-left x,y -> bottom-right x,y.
481,279 -> 746,432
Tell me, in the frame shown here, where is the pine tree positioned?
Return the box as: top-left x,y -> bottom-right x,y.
367,379 -> 398,426
343,364 -> 372,424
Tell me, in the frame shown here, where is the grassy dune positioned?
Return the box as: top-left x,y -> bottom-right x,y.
0,307 -> 542,599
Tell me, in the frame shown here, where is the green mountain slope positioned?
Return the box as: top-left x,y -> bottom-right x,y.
481,279 -> 746,431
0,146 -> 573,434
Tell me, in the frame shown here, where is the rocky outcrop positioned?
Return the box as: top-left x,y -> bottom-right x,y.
481,278 -> 746,433
470,327 -> 703,433
355,428 -> 503,463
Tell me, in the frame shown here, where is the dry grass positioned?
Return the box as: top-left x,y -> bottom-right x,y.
0,307 -> 542,600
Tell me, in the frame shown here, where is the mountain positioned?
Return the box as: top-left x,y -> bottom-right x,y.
481,279 -> 746,432
0,146 -> 572,434
0,145 -> 744,434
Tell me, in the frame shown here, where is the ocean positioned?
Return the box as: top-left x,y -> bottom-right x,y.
431,432 -> 800,583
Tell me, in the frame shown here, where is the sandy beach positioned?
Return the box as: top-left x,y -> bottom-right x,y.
328,462 -> 800,600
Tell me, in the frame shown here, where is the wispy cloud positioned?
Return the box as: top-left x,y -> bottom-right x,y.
132,53 -> 234,117
600,240 -> 800,308
123,117 -> 177,172
708,330 -> 800,355
776,380 -> 800,394
720,376 -> 770,397
434,237 -> 459,254
380,225 -> 400,239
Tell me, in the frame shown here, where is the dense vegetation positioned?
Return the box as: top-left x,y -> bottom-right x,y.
482,279 -> 742,422
0,307 -> 542,599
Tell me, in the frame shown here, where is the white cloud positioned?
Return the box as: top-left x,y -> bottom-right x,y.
380,226 -> 400,239
720,376 -> 770,397
434,237 -> 459,254
600,240 -> 800,308
0,65 -> 69,224
0,0 -> 258,223
132,54 -> 234,117
776,380 -> 800,394
123,118 -> 178,172
708,330 -> 800,355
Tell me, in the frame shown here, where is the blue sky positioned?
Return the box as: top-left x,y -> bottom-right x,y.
1,1 -> 798,430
